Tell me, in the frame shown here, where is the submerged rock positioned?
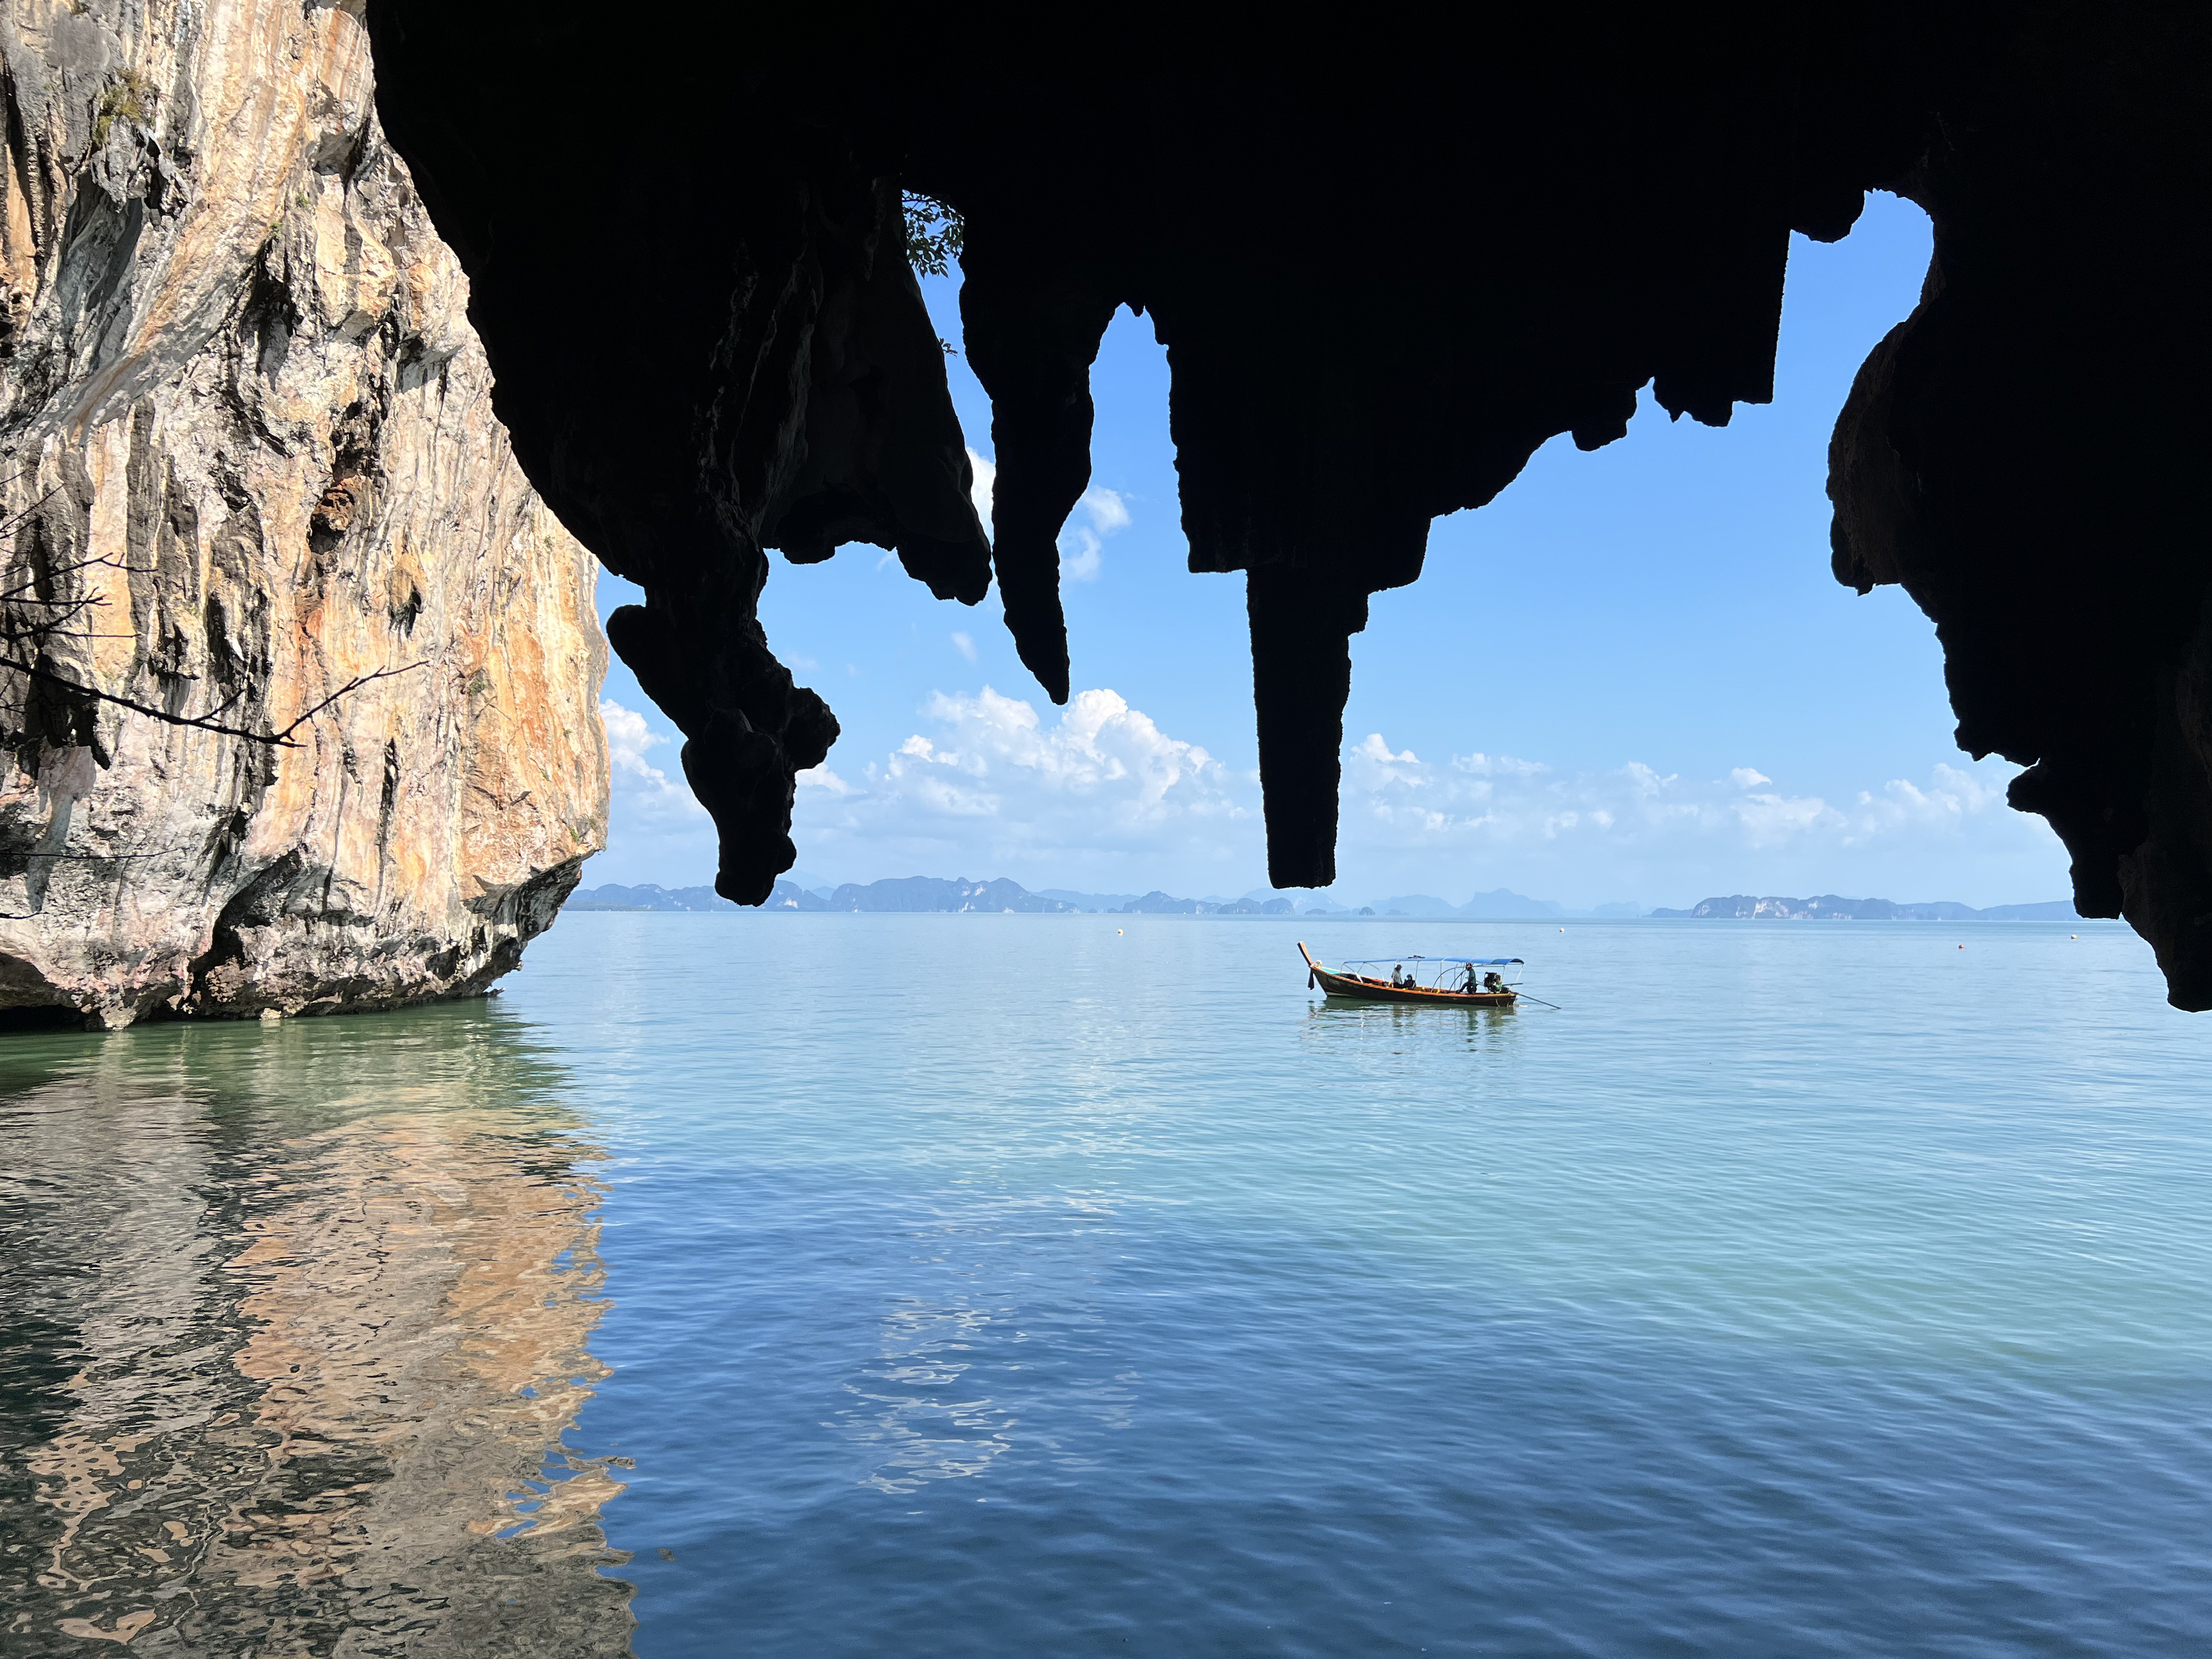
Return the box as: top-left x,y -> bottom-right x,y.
0,1 -> 607,1028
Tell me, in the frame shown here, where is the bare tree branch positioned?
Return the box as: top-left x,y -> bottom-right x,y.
269,664 -> 431,742
0,488 -> 64,542
0,657 -> 427,748
0,550 -> 153,604
0,498 -> 418,755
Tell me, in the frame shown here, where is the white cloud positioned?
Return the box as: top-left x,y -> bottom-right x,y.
597,692 -> 2061,907
1855,763 -> 2006,827
602,698 -> 664,778
1060,535 -> 1103,582
1452,752 -> 1550,778
797,764 -> 855,796
1342,741 -> 2015,855
599,698 -> 708,828
967,447 -> 995,534
794,685 -> 1259,884
1329,738 -> 2060,905
1732,788 -> 1843,847
1080,487 -> 1130,535
962,451 -> 1129,583
1349,733 -> 1426,787
951,630 -> 977,663
1058,487 -> 1131,583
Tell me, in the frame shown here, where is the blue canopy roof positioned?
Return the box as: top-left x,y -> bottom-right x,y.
1339,956 -> 1524,966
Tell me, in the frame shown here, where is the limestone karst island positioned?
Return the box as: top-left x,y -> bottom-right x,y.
2,3 -> 2208,1655
0,3 -> 604,1028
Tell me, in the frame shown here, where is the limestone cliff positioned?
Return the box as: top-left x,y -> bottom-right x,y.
0,0 -> 608,1029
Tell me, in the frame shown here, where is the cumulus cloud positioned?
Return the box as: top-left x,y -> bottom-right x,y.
797,764 -> 855,796
1732,787 -> 1841,848
1350,733 -> 1426,787
793,685 -> 1259,883
597,687 -> 2054,902
967,447 -> 995,534
965,447 -> 1129,582
1855,763 -> 2007,826
1058,487 -> 1130,582
1080,487 -> 1130,535
601,698 -> 708,830
1451,752 -> 1550,779
1343,735 -> 2020,857
603,699 -> 663,779
964,447 -> 1129,581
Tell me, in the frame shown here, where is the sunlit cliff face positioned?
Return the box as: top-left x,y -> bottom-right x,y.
0,0 -> 609,1028
0,1009 -> 633,1655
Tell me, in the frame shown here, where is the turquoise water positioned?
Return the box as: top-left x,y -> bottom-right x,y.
4,916 -> 2210,1654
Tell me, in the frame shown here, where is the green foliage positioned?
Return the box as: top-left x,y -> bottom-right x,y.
90,71 -> 155,150
902,191 -> 964,280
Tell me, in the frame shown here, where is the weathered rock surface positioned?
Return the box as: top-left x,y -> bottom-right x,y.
0,0 -> 607,1028
1826,8 -> 2212,1006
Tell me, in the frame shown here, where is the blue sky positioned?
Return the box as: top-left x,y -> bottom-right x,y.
591,194 -> 2071,910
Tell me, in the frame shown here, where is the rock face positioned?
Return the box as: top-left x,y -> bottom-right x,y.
361,6 -> 2209,1005
0,0 -> 607,1028
1825,9 -> 2212,1007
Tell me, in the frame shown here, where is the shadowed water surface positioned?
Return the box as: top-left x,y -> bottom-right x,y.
4,916 -> 2210,1654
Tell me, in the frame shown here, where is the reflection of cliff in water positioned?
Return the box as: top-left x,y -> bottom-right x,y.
0,1005 -> 634,1656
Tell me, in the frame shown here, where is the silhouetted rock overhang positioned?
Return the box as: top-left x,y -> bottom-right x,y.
361,3 -> 2212,1006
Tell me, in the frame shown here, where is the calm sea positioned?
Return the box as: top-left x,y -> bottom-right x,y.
4,915 -> 2209,1655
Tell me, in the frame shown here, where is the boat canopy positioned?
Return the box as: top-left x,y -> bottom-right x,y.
1338,956 -> 1524,966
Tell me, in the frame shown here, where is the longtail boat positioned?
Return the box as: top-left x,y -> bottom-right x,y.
1297,941 -> 1524,1006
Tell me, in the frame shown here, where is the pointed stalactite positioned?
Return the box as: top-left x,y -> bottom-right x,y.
1247,566 -> 1370,890
961,257 -> 1117,705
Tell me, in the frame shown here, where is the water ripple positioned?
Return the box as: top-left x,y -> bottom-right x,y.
5,916 -> 2210,1655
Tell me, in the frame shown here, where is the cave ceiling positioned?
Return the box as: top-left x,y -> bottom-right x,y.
361,3 -> 2212,1006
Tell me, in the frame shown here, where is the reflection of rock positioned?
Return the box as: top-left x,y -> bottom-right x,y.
0,1006 -> 634,1655
0,2 -> 607,1029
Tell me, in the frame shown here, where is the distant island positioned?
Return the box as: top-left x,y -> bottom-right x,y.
568,877 -> 1566,917
570,878 -> 1287,915
568,880 -> 2081,921
1648,894 -> 2079,921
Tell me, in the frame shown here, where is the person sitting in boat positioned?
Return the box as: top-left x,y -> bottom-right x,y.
1462,962 -> 1482,993
1391,964 -> 1407,987
1484,971 -> 1507,994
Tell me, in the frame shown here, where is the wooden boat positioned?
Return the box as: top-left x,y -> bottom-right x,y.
1297,941 -> 1523,1006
